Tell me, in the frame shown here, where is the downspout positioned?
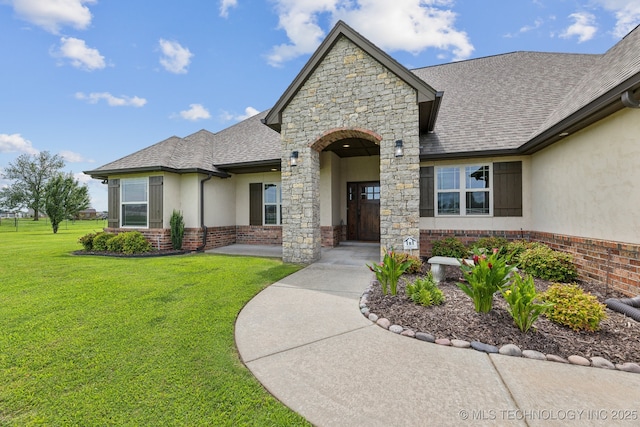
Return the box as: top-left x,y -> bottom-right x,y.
198,173 -> 214,251
621,90 -> 640,108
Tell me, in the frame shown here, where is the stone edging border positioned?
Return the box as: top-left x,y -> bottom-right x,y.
359,281 -> 640,375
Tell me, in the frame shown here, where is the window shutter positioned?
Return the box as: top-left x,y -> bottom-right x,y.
108,179 -> 120,228
249,183 -> 263,225
493,161 -> 522,217
419,166 -> 434,217
149,176 -> 163,228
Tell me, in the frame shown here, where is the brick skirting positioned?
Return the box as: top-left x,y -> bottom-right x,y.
321,225 -> 346,247
236,226 -> 282,245
420,229 -> 640,296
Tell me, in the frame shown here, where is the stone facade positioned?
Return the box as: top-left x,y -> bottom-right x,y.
280,35 -> 420,263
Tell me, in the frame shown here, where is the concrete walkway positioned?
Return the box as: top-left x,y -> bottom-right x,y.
230,244 -> 640,426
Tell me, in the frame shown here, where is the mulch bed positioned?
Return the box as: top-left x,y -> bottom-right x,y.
365,266 -> 640,365
72,249 -> 193,257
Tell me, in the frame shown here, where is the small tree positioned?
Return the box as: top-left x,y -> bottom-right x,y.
44,173 -> 90,233
170,209 -> 185,250
2,151 -> 65,220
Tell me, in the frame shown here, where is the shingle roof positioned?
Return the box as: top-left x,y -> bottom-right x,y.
413,51 -> 601,157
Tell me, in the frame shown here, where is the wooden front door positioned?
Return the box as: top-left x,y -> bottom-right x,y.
347,182 -> 380,241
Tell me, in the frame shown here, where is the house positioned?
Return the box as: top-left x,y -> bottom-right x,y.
85,21 -> 640,295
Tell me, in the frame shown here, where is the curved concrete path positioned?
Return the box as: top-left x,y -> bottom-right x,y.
234,245 -> 640,426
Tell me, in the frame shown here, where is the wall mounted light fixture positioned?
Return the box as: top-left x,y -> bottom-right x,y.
395,140 -> 404,157
290,150 -> 299,167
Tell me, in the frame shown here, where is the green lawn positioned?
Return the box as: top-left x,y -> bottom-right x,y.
0,219 -> 309,426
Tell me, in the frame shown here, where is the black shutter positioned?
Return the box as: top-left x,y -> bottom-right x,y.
493,161 -> 522,217
249,183 -> 263,225
419,166 -> 434,217
108,179 -> 120,228
149,176 -> 163,228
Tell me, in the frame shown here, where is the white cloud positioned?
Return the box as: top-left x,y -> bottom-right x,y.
560,12 -> 598,43
219,106 -> 260,122
593,0 -> 640,38
0,133 -> 39,155
176,104 -> 211,121
266,0 -> 474,66
9,0 -> 95,34
53,37 -> 105,71
158,39 -> 193,74
75,92 -> 147,107
59,150 -> 94,163
220,0 -> 238,18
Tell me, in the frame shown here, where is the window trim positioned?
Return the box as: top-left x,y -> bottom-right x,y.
263,182 -> 282,225
435,164 -> 493,217
120,177 -> 149,228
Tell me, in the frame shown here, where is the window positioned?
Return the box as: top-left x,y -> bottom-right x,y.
263,183 -> 282,225
121,177 -> 148,227
436,165 -> 491,216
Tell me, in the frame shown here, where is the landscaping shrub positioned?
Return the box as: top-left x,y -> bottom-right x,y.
106,233 -> 125,253
78,232 -> 97,251
470,236 -> 508,256
394,252 -> 423,274
170,209 -> 185,250
367,248 -> 412,296
406,273 -> 444,307
431,237 -> 467,258
541,283 -> 607,332
112,231 -> 152,254
92,232 -> 116,251
457,249 -> 517,313
518,245 -> 577,282
504,240 -> 547,266
501,273 -> 552,333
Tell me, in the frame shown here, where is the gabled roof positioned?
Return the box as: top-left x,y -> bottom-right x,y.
263,20 -> 439,132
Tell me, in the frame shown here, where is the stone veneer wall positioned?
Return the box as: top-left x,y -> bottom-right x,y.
420,229 -> 640,296
280,35 -> 420,263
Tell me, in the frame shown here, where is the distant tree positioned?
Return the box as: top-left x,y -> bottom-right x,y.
44,173 -> 91,233
2,151 -> 65,220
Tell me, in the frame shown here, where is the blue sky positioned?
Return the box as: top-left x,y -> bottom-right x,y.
1,0 -> 638,211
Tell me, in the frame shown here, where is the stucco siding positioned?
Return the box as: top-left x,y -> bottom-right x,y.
531,108 -> 640,244
234,172 -> 281,225
203,175 -> 236,226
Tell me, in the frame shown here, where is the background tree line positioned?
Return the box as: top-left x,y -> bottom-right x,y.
1,151 -> 91,233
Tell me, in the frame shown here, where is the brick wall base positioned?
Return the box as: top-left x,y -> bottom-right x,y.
236,226 -> 283,245
321,225 -> 346,247
420,229 -> 640,296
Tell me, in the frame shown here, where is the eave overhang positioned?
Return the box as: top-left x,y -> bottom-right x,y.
214,159 -> 282,174
84,166 -> 230,181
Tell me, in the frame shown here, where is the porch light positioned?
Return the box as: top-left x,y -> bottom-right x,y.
395,140 -> 404,157
290,151 -> 299,167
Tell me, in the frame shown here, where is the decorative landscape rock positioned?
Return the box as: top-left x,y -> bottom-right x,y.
522,350 -> 547,360
568,355 -> 591,366
499,344 -> 522,357
590,357 -> 615,370
451,339 -> 471,348
401,329 -> 415,338
435,338 -> 451,346
360,307 -> 369,316
368,313 -> 379,322
376,318 -> 391,329
389,325 -> 403,334
415,332 -> 435,343
470,341 -> 498,354
616,362 -> 640,374
546,354 -> 569,364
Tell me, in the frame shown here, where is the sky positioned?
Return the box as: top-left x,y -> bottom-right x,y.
1,0 -> 639,212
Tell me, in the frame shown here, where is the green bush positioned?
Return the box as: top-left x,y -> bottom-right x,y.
170,210 -> 185,250
501,273 -> 552,333
78,232 -> 97,251
405,273 -> 444,307
92,232 -> 116,251
541,283 -> 607,332
106,233 -> 125,253
431,237 -> 467,258
114,231 -> 152,254
518,245 -> 577,282
504,240 -> 547,266
470,236 -> 508,256
394,252 -> 423,274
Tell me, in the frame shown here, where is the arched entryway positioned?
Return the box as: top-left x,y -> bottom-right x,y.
312,129 -> 382,245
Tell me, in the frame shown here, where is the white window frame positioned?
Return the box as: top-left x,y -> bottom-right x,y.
435,164 -> 493,217
120,177 -> 149,228
263,182 -> 282,225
